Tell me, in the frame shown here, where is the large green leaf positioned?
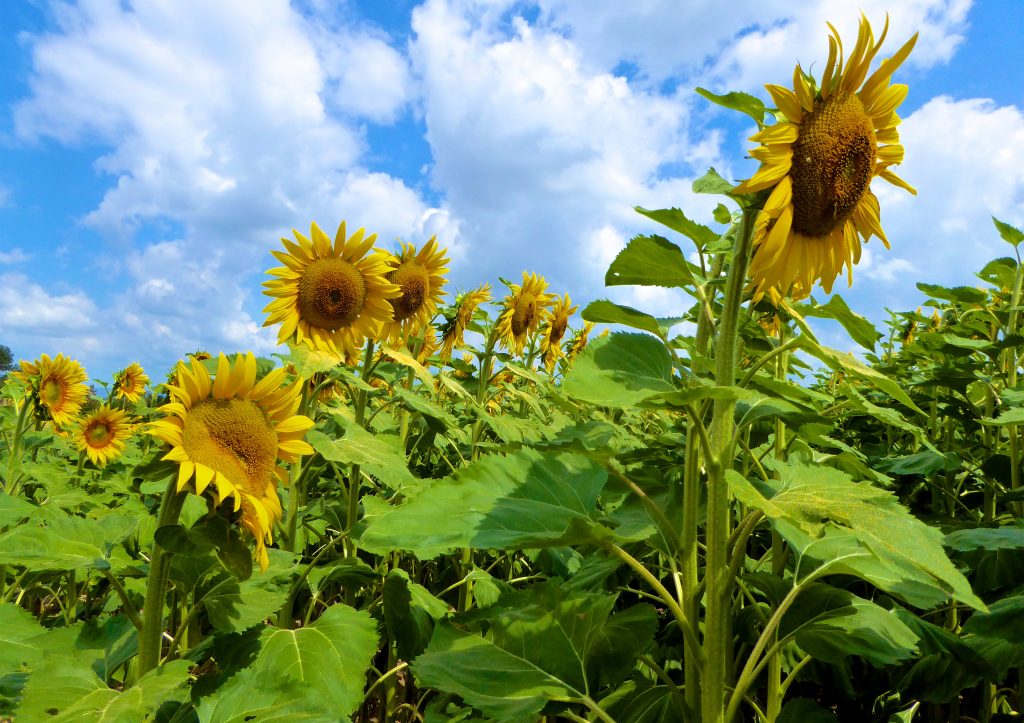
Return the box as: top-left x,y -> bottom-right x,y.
962,594 -> 1024,678
273,345 -> 339,376
915,282 -> 988,305
309,415 -> 416,488
384,569 -> 450,661
0,603 -> 46,676
794,294 -> 881,351
632,209 -> 717,250
993,216 -> 1024,247
0,514 -> 137,572
203,551 -> 295,633
563,332 -> 675,407
358,449 -> 607,558
604,232 -> 699,287
695,87 -> 766,124
945,524 -> 1024,552
727,461 -> 984,610
582,299 -> 671,337
414,582 -> 656,721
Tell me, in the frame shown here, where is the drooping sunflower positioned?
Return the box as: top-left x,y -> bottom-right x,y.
540,294 -> 578,373
439,284 -> 492,360
263,221 -> 402,360
14,353 -> 90,426
73,405 -> 132,466
415,324 -> 439,365
147,353 -> 314,571
113,362 -> 150,403
735,15 -> 918,303
565,321 -> 596,365
494,272 -> 556,357
379,237 -> 449,344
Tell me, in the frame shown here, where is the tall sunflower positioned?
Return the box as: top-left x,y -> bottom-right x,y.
74,405 -> 132,466
379,237 -> 449,343
262,221 -> 401,360
14,353 -> 90,427
494,272 -> 556,357
540,294 -> 578,373
147,353 -> 314,571
113,362 -> 150,403
735,15 -> 917,303
439,284 -> 492,360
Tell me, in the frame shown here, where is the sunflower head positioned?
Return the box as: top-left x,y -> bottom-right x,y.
114,362 -> 150,404
74,405 -> 132,466
263,221 -> 402,361
565,321 -> 596,365
147,353 -> 314,571
439,284 -> 492,360
379,238 -> 449,344
735,14 -> 918,303
14,353 -> 90,427
540,294 -> 578,373
494,272 -> 557,357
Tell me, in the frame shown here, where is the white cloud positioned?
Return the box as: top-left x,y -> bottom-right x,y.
0,274 -> 102,364
856,247 -> 918,284
0,248 -> 29,264
0,185 -> 10,207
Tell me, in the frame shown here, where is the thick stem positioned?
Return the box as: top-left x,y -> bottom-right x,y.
1007,252 -> 1024,517
137,475 -> 187,679
702,208 -> 756,723
4,394 -> 34,496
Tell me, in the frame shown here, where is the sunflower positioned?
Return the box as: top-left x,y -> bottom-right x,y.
147,353 -> 314,571
263,221 -> 402,360
540,294 -> 578,373
73,405 -> 132,466
735,15 -> 918,303
415,324 -> 439,365
379,238 -> 449,344
113,362 -> 150,403
440,284 -> 492,360
565,321 -> 596,364
494,272 -> 556,357
14,353 -> 90,427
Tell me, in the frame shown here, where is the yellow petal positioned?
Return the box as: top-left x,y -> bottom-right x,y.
765,83 -> 803,123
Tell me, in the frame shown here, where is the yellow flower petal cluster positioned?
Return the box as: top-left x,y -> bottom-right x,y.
263,221 -> 401,360
379,237 -> 449,344
440,284 -> 492,360
114,362 -> 150,403
565,321 -> 596,364
14,353 -> 90,426
147,353 -> 314,570
736,15 -> 918,302
540,294 -> 578,373
494,272 -> 556,357
74,405 -> 132,466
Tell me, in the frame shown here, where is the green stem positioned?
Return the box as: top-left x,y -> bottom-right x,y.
4,394 -> 34,496
137,474 -> 187,680
284,380 -> 313,553
1007,249 -> 1024,517
345,339 -> 376,559
102,569 -> 144,631
702,207 -> 757,723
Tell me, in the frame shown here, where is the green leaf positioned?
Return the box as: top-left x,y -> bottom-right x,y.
562,332 -> 675,407
794,294 -> 881,351
726,461 -> 984,610
0,603 -> 46,676
358,449 -> 607,558
203,553 -> 294,633
993,216 -> 1024,247
414,582 -> 656,721
310,415 -> 416,488
692,167 -> 734,195
980,406 -> 1024,426
778,699 -> 838,723
633,208 -> 717,249
945,525 -> 1024,552
582,300 -> 667,337
713,203 -> 732,224
604,233 -> 698,289
0,514 -> 137,572
384,569 -> 450,661
392,386 -> 457,427
195,668 -> 335,722
695,87 -> 766,124
604,681 -> 687,723
963,594 -> 1024,677
915,282 -> 988,305
0,496 -> 36,529
273,345 -> 339,376
783,584 -> 919,666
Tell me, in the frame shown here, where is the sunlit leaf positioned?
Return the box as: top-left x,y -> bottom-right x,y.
563,332 -> 675,407
310,416 -> 416,489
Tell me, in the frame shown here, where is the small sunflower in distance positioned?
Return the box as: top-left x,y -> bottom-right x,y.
540,294 -> 578,373
147,353 -> 314,570
379,237 -> 449,343
74,405 -> 132,466
440,284 -> 492,360
14,353 -> 90,426
494,272 -> 556,357
735,15 -> 918,302
263,221 -> 401,360
113,362 -> 150,403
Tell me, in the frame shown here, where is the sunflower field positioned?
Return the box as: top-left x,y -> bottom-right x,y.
2,15 -> 1024,723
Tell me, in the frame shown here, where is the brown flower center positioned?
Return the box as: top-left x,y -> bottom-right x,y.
86,420 -> 113,448
297,258 -> 366,330
789,92 -> 877,237
41,378 -> 66,409
511,293 -> 538,337
181,398 -> 278,495
388,262 -> 430,322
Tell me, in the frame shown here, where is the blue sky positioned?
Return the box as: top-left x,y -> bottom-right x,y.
1,0 -> 1022,382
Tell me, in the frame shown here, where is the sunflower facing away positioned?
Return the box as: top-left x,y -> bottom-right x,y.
14,353 -> 90,427
147,353 -> 314,570
113,362 -> 150,403
263,221 -> 401,360
379,237 -> 449,343
74,405 -> 132,466
565,321 -> 596,364
735,14 -> 918,303
540,293 -> 578,373
440,284 -> 492,360
495,272 -> 556,357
